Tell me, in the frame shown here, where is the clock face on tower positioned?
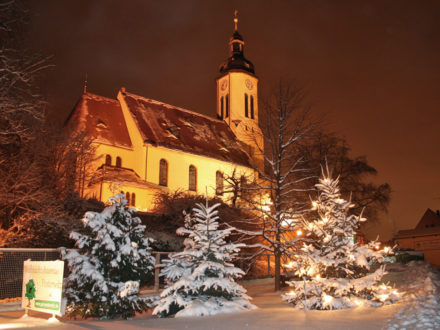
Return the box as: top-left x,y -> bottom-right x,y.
221,80 -> 228,91
245,79 -> 253,90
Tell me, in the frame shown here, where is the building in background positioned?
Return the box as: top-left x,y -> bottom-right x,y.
394,209 -> 440,266
65,15 -> 262,211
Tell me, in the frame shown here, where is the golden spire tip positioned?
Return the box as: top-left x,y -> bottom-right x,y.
234,9 -> 238,31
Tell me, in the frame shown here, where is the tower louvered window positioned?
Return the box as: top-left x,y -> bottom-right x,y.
159,159 -> 168,187
131,193 -> 136,207
116,156 -> 122,168
245,93 -> 249,117
105,154 -> 111,166
250,95 -> 254,119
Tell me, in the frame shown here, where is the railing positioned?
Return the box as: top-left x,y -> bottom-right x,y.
0,248 -> 274,299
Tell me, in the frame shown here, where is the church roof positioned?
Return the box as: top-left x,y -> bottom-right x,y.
66,92 -> 133,148
66,90 -> 253,168
121,91 -> 252,167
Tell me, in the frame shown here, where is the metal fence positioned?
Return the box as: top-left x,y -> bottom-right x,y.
0,248 -> 274,299
0,248 -> 61,300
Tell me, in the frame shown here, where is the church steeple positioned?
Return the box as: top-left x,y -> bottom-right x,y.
219,11 -> 255,75
216,11 -> 263,169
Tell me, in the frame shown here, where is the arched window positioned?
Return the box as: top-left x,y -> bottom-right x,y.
116,156 -> 122,168
105,154 -> 111,166
245,93 -> 249,118
225,94 -> 229,118
131,193 -> 136,207
250,95 -> 254,119
125,192 -> 130,205
216,171 -> 224,195
189,165 -> 197,192
220,96 -> 224,119
159,159 -> 168,186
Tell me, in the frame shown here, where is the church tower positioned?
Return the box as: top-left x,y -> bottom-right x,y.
216,11 -> 263,168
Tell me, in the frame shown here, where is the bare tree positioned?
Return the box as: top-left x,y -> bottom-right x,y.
233,83 -> 317,291
298,131 -> 391,221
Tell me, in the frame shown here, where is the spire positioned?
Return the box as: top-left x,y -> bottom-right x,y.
219,11 -> 255,75
83,73 -> 88,94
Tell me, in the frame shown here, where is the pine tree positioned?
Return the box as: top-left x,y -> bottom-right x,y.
153,201 -> 256,317
62,193 -> 155,319
282,170 -> 399,309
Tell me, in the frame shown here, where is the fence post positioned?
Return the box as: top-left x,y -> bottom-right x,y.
267,254 -> 271,278
154,253 -> 160,291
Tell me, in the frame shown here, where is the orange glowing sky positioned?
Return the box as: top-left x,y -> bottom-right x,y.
26,0 -> 440,240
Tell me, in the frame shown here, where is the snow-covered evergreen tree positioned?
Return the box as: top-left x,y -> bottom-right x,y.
153,201 -> 256,317
61,193 -> 155,319
282,171 -> 399,309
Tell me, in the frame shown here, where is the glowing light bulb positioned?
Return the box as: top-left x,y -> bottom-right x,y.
392,290 -> 399,296
354,299 -> 362,306
308,223 -> 314,230
315,274 -> 321,280
323,217 -> 329,223
286,291 -> 296,296
379,294 -> 389,302
384,246 -> 390,253
323,294 -> 333,304
380,284 -> 387,290
297,229 -> 303,236
312,201 -> 318,209
349,254 -> 355,260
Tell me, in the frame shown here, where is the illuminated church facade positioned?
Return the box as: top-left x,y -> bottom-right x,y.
66,15 -> 263,211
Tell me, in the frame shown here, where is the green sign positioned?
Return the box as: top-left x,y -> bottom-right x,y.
35,300 -> 60,310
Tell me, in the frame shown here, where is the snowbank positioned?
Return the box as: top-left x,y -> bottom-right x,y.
386,261 -> 440,329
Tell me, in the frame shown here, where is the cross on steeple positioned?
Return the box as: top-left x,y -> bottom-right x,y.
234,10 -> 238,31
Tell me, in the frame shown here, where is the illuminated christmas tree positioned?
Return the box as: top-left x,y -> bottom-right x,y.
282,170 -> 399,309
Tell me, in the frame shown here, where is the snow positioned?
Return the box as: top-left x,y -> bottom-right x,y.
1,261 -> 440,329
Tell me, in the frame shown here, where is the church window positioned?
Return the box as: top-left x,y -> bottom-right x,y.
116,156 -> 122,168
220,96 -> 224,119
225,94 -> 229,118
189,165 -> 197,192
105,154 -> 111,166
159,159 -> 168,186
125,192 -> 130,205
216,171 -> 224,195
250,95 -> 254,119
245,94 -> 249,117
131,193 -> 136,206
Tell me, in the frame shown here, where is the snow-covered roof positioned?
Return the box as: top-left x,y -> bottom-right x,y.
66,92 -> 133,148
90,165 -> 165,191
66,90 -> 253,168
121,91 -> 252,167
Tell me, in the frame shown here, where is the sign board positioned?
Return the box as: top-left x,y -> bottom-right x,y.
21,259 -> 65,316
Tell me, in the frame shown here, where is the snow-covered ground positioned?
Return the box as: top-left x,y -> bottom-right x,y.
0,261 -> 439,329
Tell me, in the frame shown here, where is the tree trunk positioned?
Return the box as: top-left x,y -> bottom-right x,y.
274,250 -> 281,291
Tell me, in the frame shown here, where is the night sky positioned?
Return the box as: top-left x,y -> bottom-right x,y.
26,0 -> 440,240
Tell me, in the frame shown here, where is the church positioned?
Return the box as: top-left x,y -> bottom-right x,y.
66,15 -> 264,212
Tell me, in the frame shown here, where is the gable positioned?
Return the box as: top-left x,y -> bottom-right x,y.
66,92 -> 133,148
415,208 -> 440,230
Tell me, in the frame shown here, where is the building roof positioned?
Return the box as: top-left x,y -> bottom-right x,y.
90,165 -> 165,190
219,29 -> 255,75
121,91 -> 253,167
66,90 -> 253,168
66,92 -> 133,148
395,208 -> 440,239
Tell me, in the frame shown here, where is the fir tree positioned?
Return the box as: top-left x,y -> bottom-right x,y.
153,201 -> 256,317
282,170 -> 399,309
62,193 -> 155,319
